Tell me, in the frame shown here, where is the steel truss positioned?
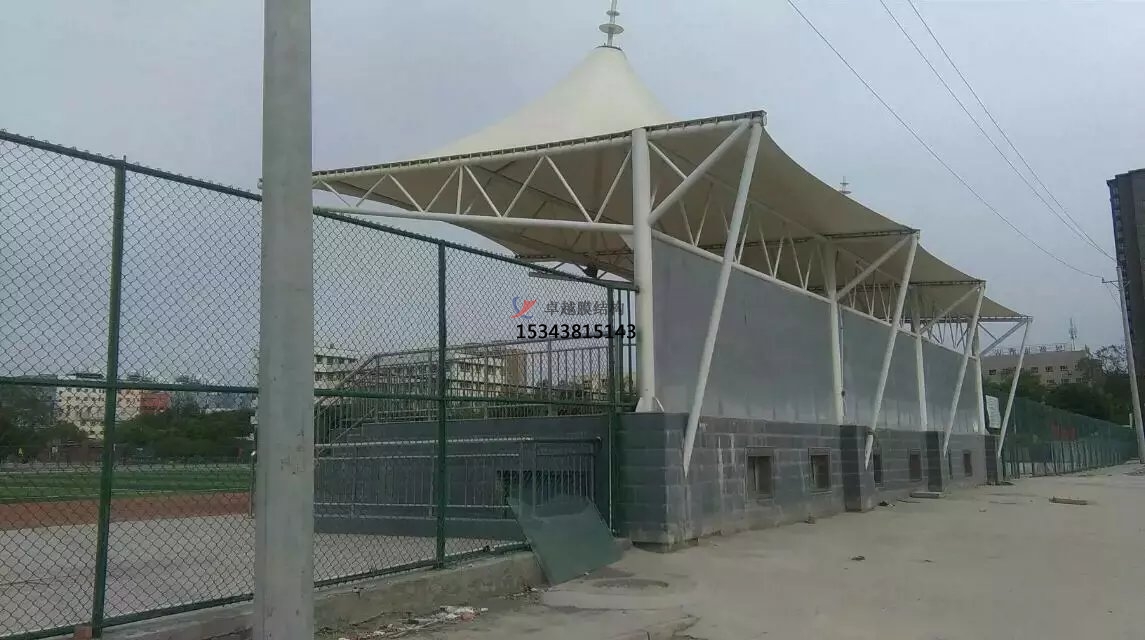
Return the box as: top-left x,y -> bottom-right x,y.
313,115 -> 1027,476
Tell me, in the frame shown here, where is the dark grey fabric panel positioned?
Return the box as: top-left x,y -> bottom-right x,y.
922,340 -> 979,433
652,239 -> 834,422
840,310 -> 921,429
650,239 -> 979,431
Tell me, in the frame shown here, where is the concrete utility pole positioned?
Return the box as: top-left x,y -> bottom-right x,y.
1108,277 -> 1145,462
256,0 -> 314,638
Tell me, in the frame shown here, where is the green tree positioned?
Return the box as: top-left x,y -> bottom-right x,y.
983,372 -> 1047,403
1044,383 -> 1111,421
0,385 -> 87,460
115,405 -> 253,460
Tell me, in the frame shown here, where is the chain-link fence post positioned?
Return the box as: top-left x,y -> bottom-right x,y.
435,244 -> 447,568
605,286 -> 618,530
90,161 -> 126,637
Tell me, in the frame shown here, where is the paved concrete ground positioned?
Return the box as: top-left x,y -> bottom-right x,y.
0,514 -> 489,637
394,464 -> 1145,640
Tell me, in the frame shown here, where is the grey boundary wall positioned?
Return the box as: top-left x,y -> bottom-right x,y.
314,412 -> 988,549
617,413 -> 987,549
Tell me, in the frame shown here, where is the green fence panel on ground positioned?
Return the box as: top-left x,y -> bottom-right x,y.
1000,397 -> 1135,479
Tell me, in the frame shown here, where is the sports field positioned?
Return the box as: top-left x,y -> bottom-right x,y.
0,463 -> 249,503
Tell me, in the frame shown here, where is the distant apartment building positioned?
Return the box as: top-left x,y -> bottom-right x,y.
1110,168 -> 1145,414
347,343 -> 527,398
250,346 -> 362,392
53,372 -> 171,439
313,346 -> 361,389
981,345 -> 1090,387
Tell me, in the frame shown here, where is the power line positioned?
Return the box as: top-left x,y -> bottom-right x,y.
784,0 -> 1101,279
903,0 -> 1112,261
879,0 -> 1114,262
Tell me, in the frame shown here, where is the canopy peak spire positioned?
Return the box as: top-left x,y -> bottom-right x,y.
599,0 -> 624,48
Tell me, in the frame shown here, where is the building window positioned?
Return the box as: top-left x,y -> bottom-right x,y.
808,449 -> 831,492
1059,365 -> 1068,371
909,450 -> 923,482
1044,366 -> 1053,373
872,450 -> 884,485
988,369 -> 997,376
963,451 -> 973,477
746,448 -> 774,499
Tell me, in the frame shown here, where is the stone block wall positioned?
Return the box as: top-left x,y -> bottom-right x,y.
618,413 -> 845,548
617,413 -> 990,548
941,432 -> 989,491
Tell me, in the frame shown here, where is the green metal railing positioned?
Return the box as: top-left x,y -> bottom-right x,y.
0,130 -> 635,639
1000,397 -> 1136,479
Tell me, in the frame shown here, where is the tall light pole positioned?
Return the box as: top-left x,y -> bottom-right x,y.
256,0 -> 314,638
1108,276 -> 1145,462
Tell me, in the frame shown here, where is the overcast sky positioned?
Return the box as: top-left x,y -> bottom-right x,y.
2,0 -> 1142,352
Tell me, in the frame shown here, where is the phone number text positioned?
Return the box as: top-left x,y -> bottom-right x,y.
515,323 -> 635,340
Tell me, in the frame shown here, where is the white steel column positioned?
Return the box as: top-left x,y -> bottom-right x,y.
972,327 -> 986,433
682,122 -> 763,475
997,319 -> 1030,470
910,290 -> 928,432
256,0 -> 313,638
1114,273 -> 1145,461
864,234 -> 917,467
631,128 -> 658,412
822,243 -> 845,423
943,287 -> 984,457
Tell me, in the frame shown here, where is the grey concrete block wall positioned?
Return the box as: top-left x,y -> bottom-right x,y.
871,429 -> 931,501
842,427 -> 935,509
617,414 -> 992,547
943,433 -> 989,490
984,434 -> 999,484
922,431 -> 987,492
618,414 -> 846,548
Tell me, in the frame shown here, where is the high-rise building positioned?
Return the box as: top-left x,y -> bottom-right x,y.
1109,168 -> 1145,411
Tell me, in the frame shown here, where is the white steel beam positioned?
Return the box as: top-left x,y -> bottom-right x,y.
464,166 -> 502,217
835,235 -> 913,300
593,151 -> 630,222
314,205 -> 633,233
943,286 -> 984,458
865,234 -> 918,467
683,122 -> 764,476
997,318 -> 1031,470
545,156 -> 593,222
256,0 -> 313,637
973,326 -> 986,433
919,287 -> 979,334
980,319 -> 1026,356
651,231 -> 827,302
822,243 -> 845,423
631,128 -> 659,412
647,120 -> 751,225
911,290 -> 928,432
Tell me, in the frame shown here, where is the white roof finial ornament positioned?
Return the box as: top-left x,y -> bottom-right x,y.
599,0 -> 624,48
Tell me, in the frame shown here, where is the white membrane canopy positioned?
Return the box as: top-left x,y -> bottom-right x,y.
314,45 -> 1020,321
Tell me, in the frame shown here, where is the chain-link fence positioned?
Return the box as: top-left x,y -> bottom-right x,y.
1000,397 -> 1136,479
0,130 -> 635,639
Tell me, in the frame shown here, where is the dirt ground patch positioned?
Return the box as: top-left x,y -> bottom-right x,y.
0,492 -> 249,529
